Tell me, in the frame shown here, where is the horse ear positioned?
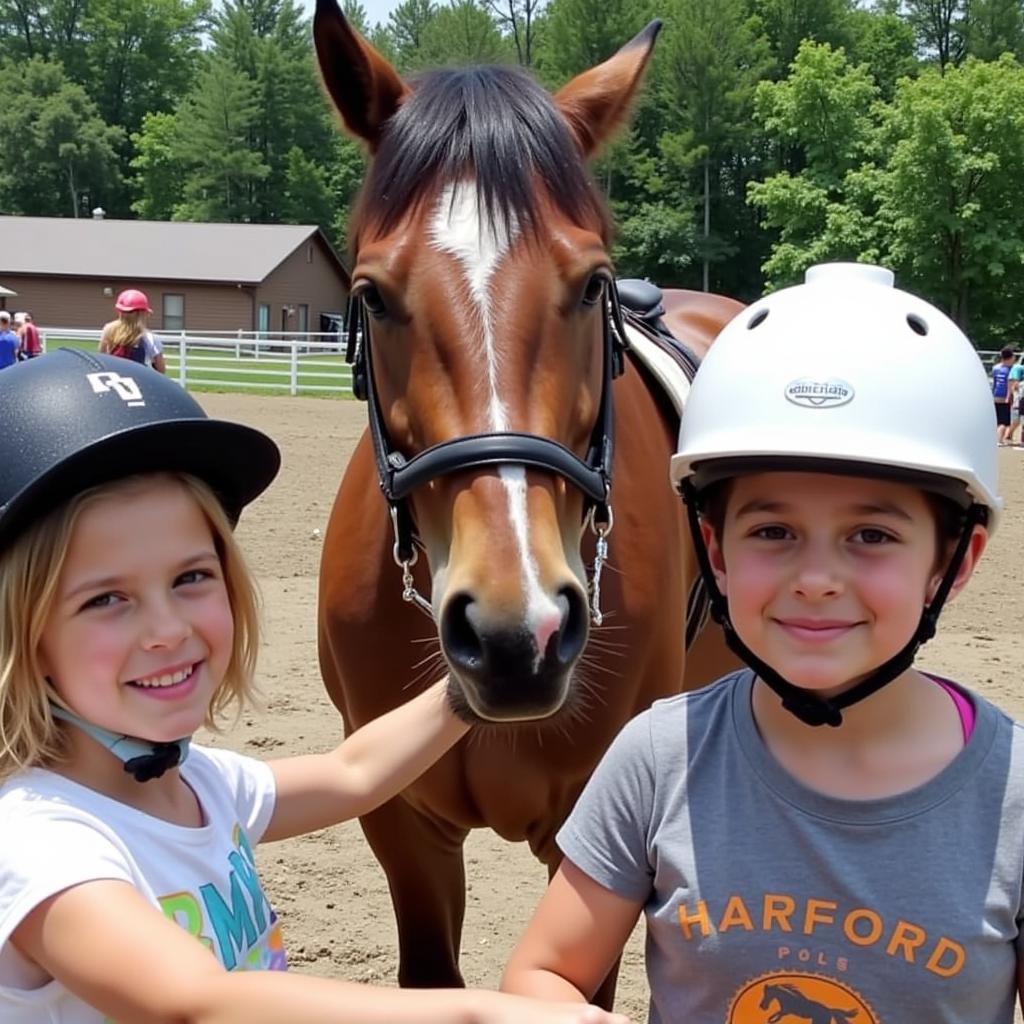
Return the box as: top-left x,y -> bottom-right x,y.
313,0 -> 410,150
553,20 -> 662,158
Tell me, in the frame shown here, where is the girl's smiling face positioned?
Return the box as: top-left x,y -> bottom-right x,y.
39,476 -> 234,746
703,472 -> 981,697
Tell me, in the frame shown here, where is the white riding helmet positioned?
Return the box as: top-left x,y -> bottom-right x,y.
670,262 -> 1002,532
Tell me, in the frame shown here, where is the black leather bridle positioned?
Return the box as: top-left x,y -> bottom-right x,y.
345,281 -> 630,564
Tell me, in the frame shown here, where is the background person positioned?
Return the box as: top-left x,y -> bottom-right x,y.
0,352 -> 628,1024
99,288 -> 166,374
0,312 -> 18,369
15,313 -> 41,361
991,345 -> 1015,444
503,264 -> 1019,1022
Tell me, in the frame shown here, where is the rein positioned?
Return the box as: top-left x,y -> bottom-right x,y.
345,281 -> 631,624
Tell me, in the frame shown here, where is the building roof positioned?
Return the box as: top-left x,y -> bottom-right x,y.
0,217 -> 347,285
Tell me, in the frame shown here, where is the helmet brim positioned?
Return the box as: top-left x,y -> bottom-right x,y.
0,418 -> 280,548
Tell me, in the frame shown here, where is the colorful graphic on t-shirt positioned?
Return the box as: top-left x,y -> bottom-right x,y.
727,972 -> 878,1023
158,822 -> 287,972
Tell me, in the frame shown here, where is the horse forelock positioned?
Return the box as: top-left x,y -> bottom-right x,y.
350,64 -> 609,246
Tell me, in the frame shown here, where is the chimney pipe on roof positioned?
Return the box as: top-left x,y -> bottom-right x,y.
92,207 -> 106,220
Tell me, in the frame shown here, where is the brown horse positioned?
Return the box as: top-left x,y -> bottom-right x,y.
313,0 -> 742,998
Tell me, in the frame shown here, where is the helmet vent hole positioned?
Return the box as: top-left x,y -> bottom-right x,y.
906,314 -> 928,336
747,308 -> 769,330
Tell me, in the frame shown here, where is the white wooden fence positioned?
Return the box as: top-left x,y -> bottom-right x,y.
35,328 -> 1007,398
38,328 -> 355,397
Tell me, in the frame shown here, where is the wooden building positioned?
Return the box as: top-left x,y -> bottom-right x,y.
0,216 -> 350,334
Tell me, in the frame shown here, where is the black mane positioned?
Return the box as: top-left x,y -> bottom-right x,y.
354,64 -> 608,241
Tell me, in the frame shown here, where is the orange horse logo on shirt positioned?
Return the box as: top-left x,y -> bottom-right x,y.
728,972 -> 879,1024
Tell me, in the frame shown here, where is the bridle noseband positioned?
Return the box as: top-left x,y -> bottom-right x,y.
345,280 -> 630,623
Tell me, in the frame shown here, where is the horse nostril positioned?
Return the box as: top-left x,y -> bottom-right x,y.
441,592 -> 483,672
555,585 -> 588,666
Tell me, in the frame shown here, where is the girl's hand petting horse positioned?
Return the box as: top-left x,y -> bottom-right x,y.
473,992 -> 631,1024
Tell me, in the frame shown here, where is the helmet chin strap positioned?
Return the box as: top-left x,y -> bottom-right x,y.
49,703 -> 191,783
681,481 -> 985,727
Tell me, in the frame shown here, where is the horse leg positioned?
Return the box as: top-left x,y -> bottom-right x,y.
358,795 -> 469,988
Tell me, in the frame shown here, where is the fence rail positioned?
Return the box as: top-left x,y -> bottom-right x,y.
39,328 -> 355,397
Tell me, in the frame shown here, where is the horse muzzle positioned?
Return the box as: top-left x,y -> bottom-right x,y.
440,583 -> 589,721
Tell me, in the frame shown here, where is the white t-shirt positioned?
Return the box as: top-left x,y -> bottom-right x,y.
0,745 -> 283,1023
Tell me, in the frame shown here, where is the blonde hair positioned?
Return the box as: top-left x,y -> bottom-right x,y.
103,310 -> 147,354
0,473 -> 261,782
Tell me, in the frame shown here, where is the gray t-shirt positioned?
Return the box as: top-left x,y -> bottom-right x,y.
558,671 -> 1024,1023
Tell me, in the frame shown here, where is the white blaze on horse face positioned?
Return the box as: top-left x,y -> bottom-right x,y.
430,182 -> 513,430
430,183 -> 561,662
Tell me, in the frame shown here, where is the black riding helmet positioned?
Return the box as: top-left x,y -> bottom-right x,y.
0,349 -> 280,553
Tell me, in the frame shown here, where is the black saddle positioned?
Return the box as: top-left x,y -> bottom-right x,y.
615,278 -> 699,380
616,278 -> 666,326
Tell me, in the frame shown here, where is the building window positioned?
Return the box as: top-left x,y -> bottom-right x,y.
257,303 -> 270,335
163,293 -> 185,331
306,243 -> 314,263
297,304 -> 309,334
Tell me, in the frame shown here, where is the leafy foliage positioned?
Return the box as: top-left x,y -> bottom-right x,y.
0,0 -> 1022,344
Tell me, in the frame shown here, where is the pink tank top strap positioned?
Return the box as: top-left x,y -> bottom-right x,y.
928,675 -> 975,742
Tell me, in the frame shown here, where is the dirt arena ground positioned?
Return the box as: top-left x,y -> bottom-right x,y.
196,392 -> 1023,1020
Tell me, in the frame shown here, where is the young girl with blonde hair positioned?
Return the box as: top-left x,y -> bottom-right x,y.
98,288 -> 166,373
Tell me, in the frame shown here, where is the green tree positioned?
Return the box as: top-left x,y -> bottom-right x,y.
81,0 -> 208,135
172,57 -> 269,221
0,57 -> 123,217
325,131 -> 369,253
481,0 -> 546,65
129,110 -> 185,219
281,146 -> 335,235
384,0 -> 437,69
414,1 -> 509,67
211,0 -> 337,222
748,41 -> 882,286
879,56 -> 1024,337
536,0 -> 652,82
904,0 -> 969,69
747,0 -> 855,73
846,6 -> 917,100
967,0 -> 1024,60
657,0 -> 770,291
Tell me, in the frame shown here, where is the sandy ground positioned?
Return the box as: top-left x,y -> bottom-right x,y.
195,392 -> 1024,1021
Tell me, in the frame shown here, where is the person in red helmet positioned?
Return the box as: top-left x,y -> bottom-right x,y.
98,288 -> 166,373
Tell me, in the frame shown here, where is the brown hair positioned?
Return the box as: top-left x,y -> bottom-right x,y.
0,473 -> 261,781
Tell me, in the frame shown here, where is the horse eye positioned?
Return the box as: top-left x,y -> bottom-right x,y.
361,284 -> 387,317
581,274 -> 605,307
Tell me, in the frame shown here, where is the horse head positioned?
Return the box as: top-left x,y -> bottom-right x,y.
314,0 -> 659,723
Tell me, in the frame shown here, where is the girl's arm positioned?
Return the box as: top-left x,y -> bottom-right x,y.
502,859 -> 643,1003
263,677 -> 467,841
13,879 -> 631,1024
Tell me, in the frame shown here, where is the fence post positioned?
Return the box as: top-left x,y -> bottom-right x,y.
290,338 -> 298,396
178,334 -> 186,388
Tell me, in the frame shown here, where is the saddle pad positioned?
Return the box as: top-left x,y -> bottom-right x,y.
623,321 -> 693,418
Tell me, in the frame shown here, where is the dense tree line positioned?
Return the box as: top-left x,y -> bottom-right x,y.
1,0 -> 1023,345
